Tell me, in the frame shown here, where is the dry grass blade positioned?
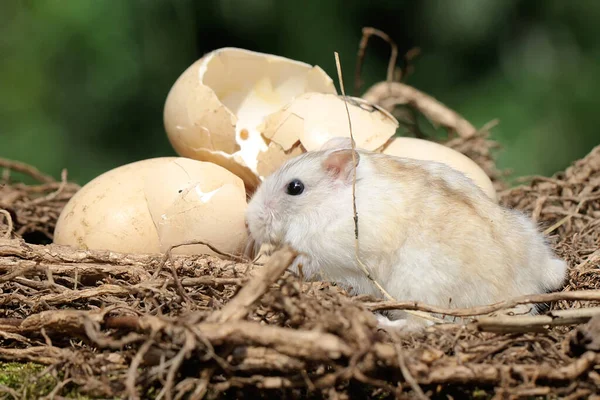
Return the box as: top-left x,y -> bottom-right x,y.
335,51 -> 444,325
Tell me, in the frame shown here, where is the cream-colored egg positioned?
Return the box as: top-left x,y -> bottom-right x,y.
256,93 -> 399,177
163,47 -> 337,192
54,157 -> 248,257
381,137 -> 497,202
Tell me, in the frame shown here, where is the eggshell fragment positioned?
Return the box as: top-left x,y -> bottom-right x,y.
381,137 -> 497,202
256,93 -> 399,176
163,47 -> 337,190
143,158 -> 248,256
54,157 -> 249,257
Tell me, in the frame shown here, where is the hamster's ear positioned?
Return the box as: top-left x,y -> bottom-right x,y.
319,137 -> 355,151
322,149 -> 360,182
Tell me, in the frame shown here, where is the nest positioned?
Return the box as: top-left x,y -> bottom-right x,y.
1,136 -> 599,399
1,32 -> 599,399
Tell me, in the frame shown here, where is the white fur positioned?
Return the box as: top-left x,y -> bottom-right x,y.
245,141 -> 569,332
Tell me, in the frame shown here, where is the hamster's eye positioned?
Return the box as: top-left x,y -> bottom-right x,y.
286,179 -> 304,196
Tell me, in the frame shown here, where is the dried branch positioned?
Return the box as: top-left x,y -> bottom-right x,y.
372,344 -> 600,385
364,290 -> 600,317
164,239 -> 250,263
0,237 -> 162,265
473,307 -> 600,333
362,81 -> 478,138
193,321 -> 352,360
0,157 -> 56,183
0,346 -> 70,365
354,27 -> 398,95
207,245 -> 297,323
395,343 -> 428,400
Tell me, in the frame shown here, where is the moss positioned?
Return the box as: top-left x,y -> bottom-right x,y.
0,362 -> 93,399
0,362 -> 56,398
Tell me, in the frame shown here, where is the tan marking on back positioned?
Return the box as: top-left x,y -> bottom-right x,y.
368,153 -> 482,214
367,152 -> 520,297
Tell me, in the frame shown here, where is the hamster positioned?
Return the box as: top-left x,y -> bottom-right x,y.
245,137 -> 568,332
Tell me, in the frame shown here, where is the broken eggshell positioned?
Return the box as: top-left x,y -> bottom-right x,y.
253,92 -> 495,200
163,47 -> 338,193
53,157 -> 248,257
256,93 -> 400,176
381,136 -> 497,202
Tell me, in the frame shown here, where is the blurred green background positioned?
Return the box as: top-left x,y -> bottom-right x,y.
1,0 -> 599,186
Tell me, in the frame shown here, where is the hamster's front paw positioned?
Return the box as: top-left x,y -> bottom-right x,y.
289,254 -> 322,281
375,313 -> 430,336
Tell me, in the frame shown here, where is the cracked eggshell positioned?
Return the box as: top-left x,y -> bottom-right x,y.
54,157 -> 248,257
256,93 -> 399,177
143,157 -> 248,256
381,137 -> 497,202
163,47 -> 337,191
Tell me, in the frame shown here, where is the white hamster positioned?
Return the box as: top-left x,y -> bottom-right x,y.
245,137 -> 568,331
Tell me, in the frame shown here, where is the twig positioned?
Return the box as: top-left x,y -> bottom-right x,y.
335,51 -> 443,325
0,158 -> 56,183
193,321 -> 352,360
157,245 -> 296,398
0,237 -> 165,265
394,343 -> 428,400
475,118 -> 500,136
163,239 -> 250,263
40,377 -> 72,400
158,330 -> 196,400
179,276 -> 243,287
164,249 -> 192,305
0,209 -> 13,238
0,346 -> 70,365
354,27 -> 398,95
364,289 -> 600,317
40,327 -> 52,346
28,168 -> 69,205
372,344 -> 600,385
543,198 -> 587,235
4,311 -> 352,362
0,264 -> 32,283
0,384 -> 20,400
206,245 -> 297,323
474,307 -> 600,333
126,337 -> 155,400
189,368 -> 213,400
362,81 -> 477,138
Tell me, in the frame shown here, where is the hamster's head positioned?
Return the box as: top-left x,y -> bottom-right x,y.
245,137 -> 359,252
